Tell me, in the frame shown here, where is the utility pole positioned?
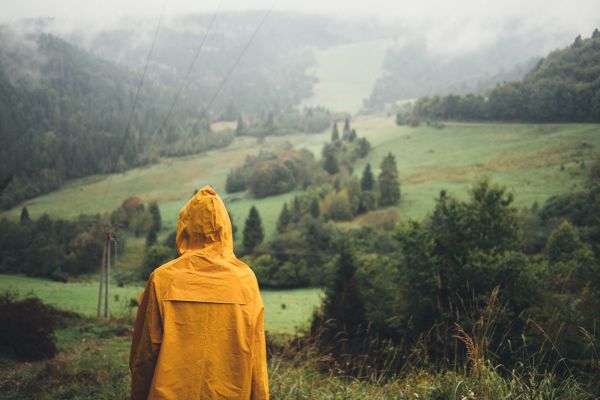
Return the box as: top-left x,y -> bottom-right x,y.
104,232 -> 111,318
96,223 -> 120,319
97,238 -> 107,318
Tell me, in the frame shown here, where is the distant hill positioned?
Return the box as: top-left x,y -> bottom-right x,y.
412,30 -> 600,122
365,26 -> 573,110
0,30 -> 221,209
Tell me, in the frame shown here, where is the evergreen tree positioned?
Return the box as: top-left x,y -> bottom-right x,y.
356,137 -> 371,158
322,143 -> 339,175
243,206 -> 264,252
546,220 -> 583,263
20,207 -> 31,225
235,115 -> 245,136
378,152 -> 401,206
149,201 -> 162,232
360,163 -> 374,191
291,196 -> 302,222
342,116 -> 350,137
277,203 -> 292,233
593,28 -> 600,39
146,229 -> 157,247
331,122 -> 340,141
309,198 -> 320,218
323,244 -> 365,330
572,34 -> 583,47
347,129 -> 357,142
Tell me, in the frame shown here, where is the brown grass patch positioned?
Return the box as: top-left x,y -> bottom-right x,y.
407,166 -> 487,184
210,121 -> 236,132
485,144 -> 574,171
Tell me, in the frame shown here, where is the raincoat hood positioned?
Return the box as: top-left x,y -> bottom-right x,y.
175,186 -> 234,256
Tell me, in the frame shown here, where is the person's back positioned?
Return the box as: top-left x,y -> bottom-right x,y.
129,187 -> 268,399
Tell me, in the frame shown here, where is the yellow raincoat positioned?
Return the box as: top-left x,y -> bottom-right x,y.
130,186 -> 269,399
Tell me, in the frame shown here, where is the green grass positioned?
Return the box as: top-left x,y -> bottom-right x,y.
353,117 -> 600,219
0,274 -> 322,334
2,117 -> 599,238
1,131 -> 330,243
302,39 -> 391,113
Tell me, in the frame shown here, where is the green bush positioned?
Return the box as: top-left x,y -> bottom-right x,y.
0,293 -> 63,360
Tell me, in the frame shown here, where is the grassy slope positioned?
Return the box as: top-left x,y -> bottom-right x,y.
0,274 -> 322,334
302,39 -> 391,113
1,131 -> 330,243
2,117 -> 599,236
353,117 -> 600,219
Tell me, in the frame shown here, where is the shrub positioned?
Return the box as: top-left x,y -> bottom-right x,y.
142,245 -> 175,279
0,293 -> 62,360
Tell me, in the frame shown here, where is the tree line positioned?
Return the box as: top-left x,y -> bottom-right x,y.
407,30 -> 600,123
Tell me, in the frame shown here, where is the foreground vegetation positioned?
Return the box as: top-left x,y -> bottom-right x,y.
0,313 -> 594,400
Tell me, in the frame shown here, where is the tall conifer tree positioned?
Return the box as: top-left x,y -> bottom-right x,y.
243,206 -> 264,252
378,153 -> 400,206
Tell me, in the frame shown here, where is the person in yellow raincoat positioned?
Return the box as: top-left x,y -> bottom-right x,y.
129,186 -> 269,399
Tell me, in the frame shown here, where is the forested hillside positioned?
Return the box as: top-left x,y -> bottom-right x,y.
412,30 -> 600,122
0,15 -> 337,209
0,30 -> 190,208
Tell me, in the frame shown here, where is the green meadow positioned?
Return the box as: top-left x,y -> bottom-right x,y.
302,39 -> 391,113
0,274 -> 322,334
3,117 -> 599,232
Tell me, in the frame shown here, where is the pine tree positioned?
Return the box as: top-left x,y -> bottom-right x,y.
593,28 -> 600,39
378,152 -> 401,206
361,163 -> 374,191
348,129 -> 357,142
573,34 -> 583,48
322,143 -> 339,175
291,196 -> 302,222
546,220 -> 583,263
149,201 -> 162,232
146,229 -> 157,247
277,203 -> 292,233
342,116 -> 350,137
235,115 -> 245,136
309,198 -> 320,218
323,245 -> 365,330
331,122 -> 340,141
20,207 -> 30,225
243,206 -> 264,252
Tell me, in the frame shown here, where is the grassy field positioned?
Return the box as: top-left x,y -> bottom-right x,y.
0,131 -> 330,243
2,117 -> 599,235
353,117 -> 600,219
0,274 -> 322,334
302,39 -> 391,113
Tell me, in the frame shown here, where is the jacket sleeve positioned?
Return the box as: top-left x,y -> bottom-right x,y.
251,304 -> 269,400
129,276 -> 163,400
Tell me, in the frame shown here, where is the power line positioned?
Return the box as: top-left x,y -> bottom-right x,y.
204,4 -> 274,113
98,0 -> 168,210
124,3 -> 275,204
158,0 -> 223,134
118,1 -> 224,203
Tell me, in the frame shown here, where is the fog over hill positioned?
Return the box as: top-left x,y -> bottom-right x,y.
3,8 -> 597,112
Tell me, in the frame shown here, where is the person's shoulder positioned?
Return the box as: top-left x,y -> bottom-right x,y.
230,257 -> 262,300
147,255 -> 186,285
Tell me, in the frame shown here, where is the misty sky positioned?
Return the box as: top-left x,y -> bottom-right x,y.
2,0 -> 599,29
2,0 -> 599,57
